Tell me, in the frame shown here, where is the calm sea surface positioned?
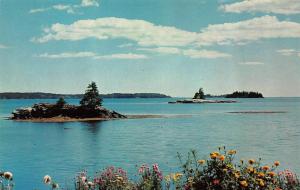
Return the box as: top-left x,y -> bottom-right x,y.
0,98 -> 300,189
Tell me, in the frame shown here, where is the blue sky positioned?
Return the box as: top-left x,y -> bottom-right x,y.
0,0 -> 300,97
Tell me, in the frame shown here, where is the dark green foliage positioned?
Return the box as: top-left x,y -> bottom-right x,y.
80,82 -> 102,109
193,88 -> 205,99
56,97 -> 66,108
225,91 -> 263,98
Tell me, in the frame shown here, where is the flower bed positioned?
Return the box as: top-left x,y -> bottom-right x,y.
1,147 -> 300,190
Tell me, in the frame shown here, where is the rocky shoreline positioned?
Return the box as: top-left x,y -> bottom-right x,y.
11,103 -> 126,121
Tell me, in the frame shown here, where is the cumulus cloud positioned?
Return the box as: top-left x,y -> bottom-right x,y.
81,0 -> 99,7
138,47 -> 231,59
238,61 -> 265,65
196,16 -> 300,46
32,17 -> 198,46
33,16 -> 300,48
94,53 -> 148,60
182,49 -> 231,59
137,47 -> 182,55
36,52 -> 147,60
220,0 -> 300,15
29,0 -> 99,14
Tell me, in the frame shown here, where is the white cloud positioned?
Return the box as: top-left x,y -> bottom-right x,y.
81,0 -> 99,7
29,0 -> 99,14
52,4 -> 75,14
238,61 -> 265,65
33,16 -> 300,48
138,47 -> 181,54
32,17 -> 198,46
138,47 -> 231,59
94,53 -> 148,60
29,8 -> 50,14
220,0 -> 300,15
36,52 -> 147,60
37,52 -> 96,58
118,43 -> 134,48
277,49 -> 298,56
182,49 -> 231,59
196,16 -> 300,46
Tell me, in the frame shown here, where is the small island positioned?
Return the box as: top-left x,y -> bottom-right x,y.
169,88 -> 237,104
11,82 -> 127,122
225,91 -> 264,98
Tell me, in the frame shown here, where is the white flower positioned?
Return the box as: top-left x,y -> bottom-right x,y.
43,175 -> 52,184
3,172 -> 13,180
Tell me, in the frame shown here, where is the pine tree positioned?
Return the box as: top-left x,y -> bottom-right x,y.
56,97 -> 66,108
80,82 -> 102,109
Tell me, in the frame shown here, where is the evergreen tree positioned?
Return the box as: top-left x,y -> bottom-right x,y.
56,97 -> 66,108
193,88 -> 205,99
80,82 -> 102,109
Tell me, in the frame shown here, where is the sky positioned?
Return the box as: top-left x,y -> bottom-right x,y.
0,0 -> 300,97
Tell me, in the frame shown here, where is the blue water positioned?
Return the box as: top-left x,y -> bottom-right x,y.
0,98 -> 300,189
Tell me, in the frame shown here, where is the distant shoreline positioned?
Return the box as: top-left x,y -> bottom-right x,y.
0,92 -> 171,99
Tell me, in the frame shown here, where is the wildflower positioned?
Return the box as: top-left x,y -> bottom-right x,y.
165,175 -> 171,182
248,159 -> 255,165
258,172 -> 265,178
234,172 -> 240,179
247,166 -> 254,173
3,172 -> 13,180
258,179 -> 265,187
87,181 -> 94,187
223,168 -> 228,173
240,180 -> 248,187
228,150 -> 237,155
218,155 -> 225,161
213,179 -> 220,185
210,153 -> 217,159
43,175 -> 51,184
262,165 -> 270,171
274,161 -> 280,167
197,160 -> 205,165
267,171 -> 276,177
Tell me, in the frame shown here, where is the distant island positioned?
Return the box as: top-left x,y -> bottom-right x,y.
169,88 -> 237,104
11,82 -> 128,122
225,91 -> 264,98
0,92 -> 170,99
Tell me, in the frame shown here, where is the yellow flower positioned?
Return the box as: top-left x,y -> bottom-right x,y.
247,166 -> 254,173
210,153 -> 217,159
267,171 -> 276,177
212,152 -> 220,156
258,179 -> 265,187
240,180 -> 248,187
262,165 -> 270,171
198,160 -> 205,165
258,172 -> 265,178
228,150 -> 237,155
218,155 -> 225,161
234,172 -> 240,179
165,175 -> 171,182
274,161 -> 280,167
248,159 -> 255,165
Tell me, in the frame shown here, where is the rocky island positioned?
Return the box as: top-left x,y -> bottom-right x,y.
11,82 -> 126,122
169,88 -> 237,104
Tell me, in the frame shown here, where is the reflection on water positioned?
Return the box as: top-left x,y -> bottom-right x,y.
0,98 -> 299,190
